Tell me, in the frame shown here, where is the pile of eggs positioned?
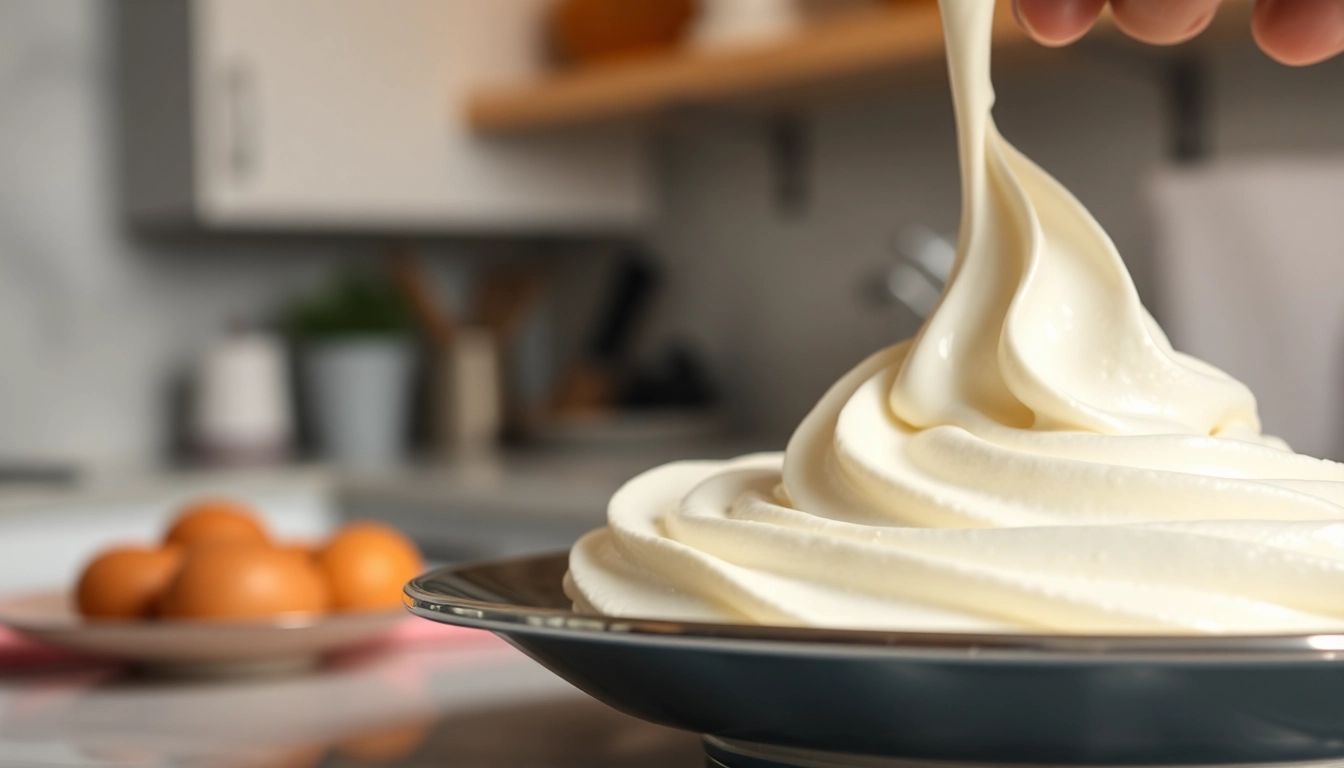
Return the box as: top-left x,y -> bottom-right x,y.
76,498 -> 423,621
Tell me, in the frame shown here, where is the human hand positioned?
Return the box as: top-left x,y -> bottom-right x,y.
1013,0 -> 1344,65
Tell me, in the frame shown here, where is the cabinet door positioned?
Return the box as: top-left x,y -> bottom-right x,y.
191,0 -> 649,231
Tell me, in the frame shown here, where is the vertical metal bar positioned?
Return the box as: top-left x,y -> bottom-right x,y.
768,115 -> 810,215
1167,54 -> 1208,163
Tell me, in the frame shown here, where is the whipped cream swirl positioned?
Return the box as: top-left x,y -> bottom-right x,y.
565,0 -> 1344,634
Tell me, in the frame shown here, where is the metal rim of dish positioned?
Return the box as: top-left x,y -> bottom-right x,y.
404,552 -> 1344,663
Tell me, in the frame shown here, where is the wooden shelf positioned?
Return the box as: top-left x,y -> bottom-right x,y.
465,1 -> 1259,135
468,3 -> 1026,134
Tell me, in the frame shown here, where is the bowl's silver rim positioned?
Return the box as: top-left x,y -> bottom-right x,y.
404,553 -> 1344,663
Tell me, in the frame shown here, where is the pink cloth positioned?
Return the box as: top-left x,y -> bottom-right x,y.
0,625 -> 78,667
379,617 -> 499,647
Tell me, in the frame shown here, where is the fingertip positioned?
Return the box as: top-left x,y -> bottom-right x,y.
1111,0 -> 1220,46
1253,0 -> 1344,66
1015,0 -> 1109,46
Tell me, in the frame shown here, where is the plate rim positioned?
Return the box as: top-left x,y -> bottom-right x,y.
405,551 -> 1344,663
0,588 -> 407,633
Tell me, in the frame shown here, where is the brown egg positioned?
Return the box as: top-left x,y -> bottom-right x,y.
277,540 -> 320,562
158,545 -> 329,620
317,522 -> 423,611
76,545 -> 184,619
164,498 -> 269,549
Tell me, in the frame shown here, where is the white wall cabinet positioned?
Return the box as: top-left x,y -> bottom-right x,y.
120,0 -> 650,233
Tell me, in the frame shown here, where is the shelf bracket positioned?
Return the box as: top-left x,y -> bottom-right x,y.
1165,54 -> 1209,163
1075,41 -> 1212,164
768,114 -> 811,216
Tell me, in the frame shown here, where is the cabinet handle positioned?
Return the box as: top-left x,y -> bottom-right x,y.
221,63 -> 260,182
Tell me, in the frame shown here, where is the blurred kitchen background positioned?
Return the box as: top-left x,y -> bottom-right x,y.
5,1 -> 1344,764
4,0 -> 1344,577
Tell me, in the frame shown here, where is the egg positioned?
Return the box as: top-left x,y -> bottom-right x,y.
277,540 -> 320,562
76,545 -> 184,619
165,498 -> 269,549
158,545 -> 330,620
317,522 -> 423,611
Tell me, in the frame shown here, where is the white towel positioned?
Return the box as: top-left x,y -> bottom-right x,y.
1149,157 -> 1344,460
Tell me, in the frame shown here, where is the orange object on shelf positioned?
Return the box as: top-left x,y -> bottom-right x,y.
472,2 -> 1009,133
552,0 -> 698,66
470,1 -> 1250,135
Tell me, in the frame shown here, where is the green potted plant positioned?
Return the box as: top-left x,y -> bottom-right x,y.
287,273 -> 415,468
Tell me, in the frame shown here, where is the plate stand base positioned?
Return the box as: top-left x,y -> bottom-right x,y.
703,738 -> 1344,768
703,737 -> 933,768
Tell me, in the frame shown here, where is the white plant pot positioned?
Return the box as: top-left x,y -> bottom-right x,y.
303,337 -> 414,469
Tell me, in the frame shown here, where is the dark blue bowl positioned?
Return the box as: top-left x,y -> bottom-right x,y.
405,553 -> 1344,766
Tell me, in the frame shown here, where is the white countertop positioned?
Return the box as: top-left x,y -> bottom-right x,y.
340,439 -> 770,523
0,639 -> 700,767
0,446 -> 754,766
0,447 -> 744,593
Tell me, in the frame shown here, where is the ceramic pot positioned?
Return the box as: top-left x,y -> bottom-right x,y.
302,337 -> 413,468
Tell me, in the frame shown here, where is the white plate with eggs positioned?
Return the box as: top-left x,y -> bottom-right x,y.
0,498 -> 423,676
0,590 -> 407,676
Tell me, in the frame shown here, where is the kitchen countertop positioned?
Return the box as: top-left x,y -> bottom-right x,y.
0,439 -> 774,578
0,467 -> 335,519
0,634 -> 701,767
339,441 -> 771,561
341,439 -> 770,521
0,438 -> 771,524
0,443 -> 757,766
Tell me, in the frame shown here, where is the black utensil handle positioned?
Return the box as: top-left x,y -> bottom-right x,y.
590,252 -> 659,364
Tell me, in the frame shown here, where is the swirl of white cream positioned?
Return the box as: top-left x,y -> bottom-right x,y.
565,0 -> 1344,634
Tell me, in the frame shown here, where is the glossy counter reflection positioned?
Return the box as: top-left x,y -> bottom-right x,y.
0,640 -> 700,766
8,638 -> 1344,768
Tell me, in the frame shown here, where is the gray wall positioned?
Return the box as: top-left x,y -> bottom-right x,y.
0,0 -> 593,474
650,40 -> 1344,440
0,1 -> 355,473
5,0 -> 1344,469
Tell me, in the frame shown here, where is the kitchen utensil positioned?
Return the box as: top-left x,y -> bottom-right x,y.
474,268 -> 548,441
389,246 -> 489,457
389,246 -> 456,349
435,326 -> 501,457
551,252 -> 659,415
866,225 -> 956,320
476,269 -> 546,349
620,342 -> 716,408
408,552 -> 1344,767
531,409 -> 726,447
0,590 -> 407,677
